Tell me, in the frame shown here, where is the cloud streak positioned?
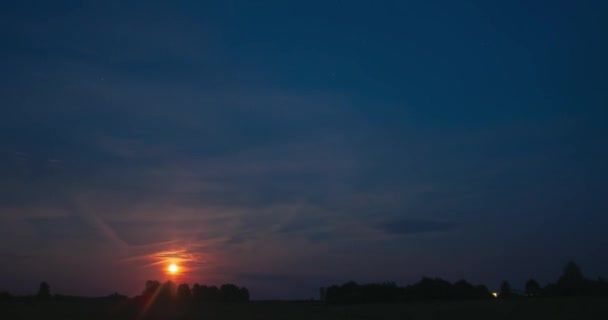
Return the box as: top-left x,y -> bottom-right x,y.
378,219 -> 455,235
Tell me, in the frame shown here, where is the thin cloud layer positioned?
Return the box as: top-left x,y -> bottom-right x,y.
378,219 -> 455,235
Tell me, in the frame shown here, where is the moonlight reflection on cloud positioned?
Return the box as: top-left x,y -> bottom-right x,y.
123,248 -> 209,280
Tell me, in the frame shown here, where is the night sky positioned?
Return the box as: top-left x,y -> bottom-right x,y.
1,0 -> 607,299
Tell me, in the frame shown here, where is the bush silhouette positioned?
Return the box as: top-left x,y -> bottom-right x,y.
37,282 -> 51,300
499,281 -> 512,299
106,292 -> 128,301
525,279 -> 541,296
594,277 -> 608,296
0,291 -> 12,301
408,277 -> 452,300
452,280 -> 492,299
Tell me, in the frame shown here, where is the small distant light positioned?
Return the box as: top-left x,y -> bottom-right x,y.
492,292 -> 498,298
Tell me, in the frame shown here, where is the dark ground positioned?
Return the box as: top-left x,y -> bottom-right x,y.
2,297 -> 608,319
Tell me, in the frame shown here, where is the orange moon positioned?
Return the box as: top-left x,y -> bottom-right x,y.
168,264 -> 179,274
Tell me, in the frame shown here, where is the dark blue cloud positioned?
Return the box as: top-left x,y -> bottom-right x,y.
27,214 -> 108,243
378,219 -> 455,236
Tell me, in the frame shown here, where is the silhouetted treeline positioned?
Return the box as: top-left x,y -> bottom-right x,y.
535,261 -> 608,297
0,291 -> 12,301
321,279 -> 492,304
4,261 -> 607,305
321,261 -> 608,304
53,293 -> 128,302
0,280 -> 248,306
139,280 -> 249,304
499,262 -> 608,299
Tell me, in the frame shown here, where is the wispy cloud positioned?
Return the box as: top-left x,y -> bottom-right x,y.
377,219 -> 455,235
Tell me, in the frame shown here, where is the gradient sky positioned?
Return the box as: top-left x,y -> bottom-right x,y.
1,0 -> 607,299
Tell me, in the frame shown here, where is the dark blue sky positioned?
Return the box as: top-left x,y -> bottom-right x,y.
1,0 -> 607,299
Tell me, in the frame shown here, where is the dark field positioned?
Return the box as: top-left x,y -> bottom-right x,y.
2,298 -> 608,320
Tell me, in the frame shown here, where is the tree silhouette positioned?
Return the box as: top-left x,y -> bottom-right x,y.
551,260 -> 592,296
239,287 -> 250,302
499,281 -> 512,299
157,281 -> 176,302
177,283 -> 192,302
143,280 -> 161,296
37,282 -> 51,300
138,280 -> 250,305
409,277 -> 451,300
525,279 -> 541,296
221,283 -> 247,302
192,283 -> 202,301
199,285 -> 221,302
452,280 -> 475,299
559,261 -> 584,285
